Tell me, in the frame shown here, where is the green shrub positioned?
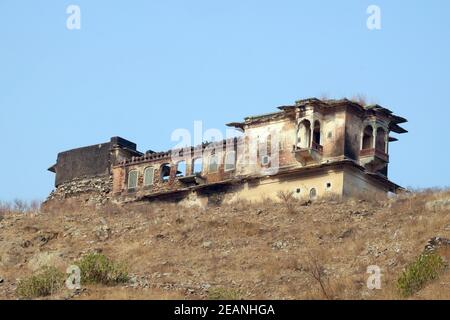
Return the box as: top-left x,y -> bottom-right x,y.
16,266 -> 65,299
397,253 -> 446,297
208,287 -> 242,300
78,253 -> 129,285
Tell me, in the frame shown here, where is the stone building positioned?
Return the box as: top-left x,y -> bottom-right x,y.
46,98 -> 407,207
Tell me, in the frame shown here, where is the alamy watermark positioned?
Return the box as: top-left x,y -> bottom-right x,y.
367,265 -> 382,289
169,121 -> 281,175
367,5 -> 381,30
66,5 -> 81,30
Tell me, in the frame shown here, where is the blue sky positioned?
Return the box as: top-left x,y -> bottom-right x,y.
0,1 -> 449,201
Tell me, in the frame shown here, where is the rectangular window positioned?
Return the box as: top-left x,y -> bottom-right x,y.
224,151 -> 236,171
208,155 -> 219,173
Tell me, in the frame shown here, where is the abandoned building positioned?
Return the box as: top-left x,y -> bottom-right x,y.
46,98 -> 407,207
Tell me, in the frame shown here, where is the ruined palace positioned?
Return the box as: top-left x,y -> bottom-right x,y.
46,98 -> 407,207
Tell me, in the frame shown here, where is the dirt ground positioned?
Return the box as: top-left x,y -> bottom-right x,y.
1,189 -> 450,300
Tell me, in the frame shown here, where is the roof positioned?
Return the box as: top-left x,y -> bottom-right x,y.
227,97 -> 408,134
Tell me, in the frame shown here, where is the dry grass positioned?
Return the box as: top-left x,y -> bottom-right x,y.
1,189 -> 450,300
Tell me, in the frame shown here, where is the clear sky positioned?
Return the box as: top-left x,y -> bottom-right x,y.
1,1 -> 449,201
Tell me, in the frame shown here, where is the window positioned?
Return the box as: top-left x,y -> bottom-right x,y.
296,188 -> 301,194
143,167 -> 154,187
326,182 -> 332,190
362,125 -> 374,149
224,151 -> 236,171
127,170 -> 138,190
193,158 -> 203,175
208,154 -> 219,173
309,188 -> 317,200
297,120 -> 311,148
375,127 -> 387,152
261,155 -> 270,166
313,120 -> 321,145
160,163 -> 171,182
176,161 -> 187,177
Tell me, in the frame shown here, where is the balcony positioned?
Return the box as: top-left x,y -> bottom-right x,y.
359,148 -> 389,172
293,141 -> 323,166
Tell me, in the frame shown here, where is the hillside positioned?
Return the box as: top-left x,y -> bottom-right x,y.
1,190 -> 450,300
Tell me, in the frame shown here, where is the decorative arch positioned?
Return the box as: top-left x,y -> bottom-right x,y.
160,163 -> 171,182
297,119 -> 312,149
362,125 -> 374,150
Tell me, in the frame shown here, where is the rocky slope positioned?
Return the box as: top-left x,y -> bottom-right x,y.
1,190 -> 450,300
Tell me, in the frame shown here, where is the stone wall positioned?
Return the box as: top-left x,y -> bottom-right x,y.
45,175 -> 112,206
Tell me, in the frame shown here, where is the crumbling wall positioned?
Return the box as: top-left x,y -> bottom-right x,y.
45,175 -> 112,206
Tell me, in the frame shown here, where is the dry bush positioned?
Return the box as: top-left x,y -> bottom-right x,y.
351,94 -> 368,106
304,252 -> 334,300
78,253 -> 129,285
16,266 -> 65,299
0,199 -> 41,216
397,253 -> 446,297
277,190 -> 298,214
208,287 -> 242,300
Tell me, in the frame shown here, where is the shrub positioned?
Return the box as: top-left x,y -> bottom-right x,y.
208,287 -> 242,300
78,253 -> 129,285
397,253 -> 446,297
16,266 -> 65,299
276,190 -> 297,214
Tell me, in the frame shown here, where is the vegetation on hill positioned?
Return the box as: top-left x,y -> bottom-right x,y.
1,188 -> 450,300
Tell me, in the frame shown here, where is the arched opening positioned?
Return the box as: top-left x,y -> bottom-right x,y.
192,158 -> 203,175
127,170 -> 138,190
362,125 -> 374,150
143,167 -> 154,186
313,120 -> 321,146
160,163 -> 171,182
309,188 -> 317,200
297,120 -> 311,149
376,127 -> 386,152
176,161 -> 187,177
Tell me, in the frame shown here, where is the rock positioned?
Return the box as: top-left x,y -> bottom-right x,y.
94,225 -> 111,241
272,240 -> 288,250
338,229 -> 353,239
27,251 -> 65,271
424,237 -> 450,252
20,240 -> 32,248
34,231 -> 59,246
202,241 -> 213,249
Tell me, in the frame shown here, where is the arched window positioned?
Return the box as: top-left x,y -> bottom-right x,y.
208,154 -> 219,173
313,120 -> 321,146
309,188 -> 317,200
376,127 -> 386,152
362,125 -> 374,150
224,151 -> 236,171
127,170 -> 138,190
160,163 -> 171,182
297,120 -> 311,148
143,167 -> 154,187
176,161 -> 187,177
193,158 -> 203,175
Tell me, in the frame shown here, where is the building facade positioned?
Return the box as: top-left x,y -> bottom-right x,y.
46,98 -> 407,207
